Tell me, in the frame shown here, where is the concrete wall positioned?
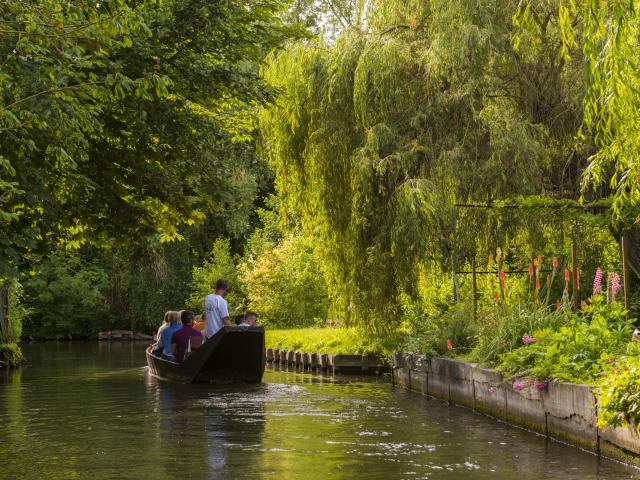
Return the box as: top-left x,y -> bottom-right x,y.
393,354 -> 640,467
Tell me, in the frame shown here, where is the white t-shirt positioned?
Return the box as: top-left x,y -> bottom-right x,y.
204,293 -> 229,338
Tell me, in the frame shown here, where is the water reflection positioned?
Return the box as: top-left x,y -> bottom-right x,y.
0,343 -> 638,480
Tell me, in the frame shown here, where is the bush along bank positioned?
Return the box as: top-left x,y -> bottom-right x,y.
394,297 -> 640,465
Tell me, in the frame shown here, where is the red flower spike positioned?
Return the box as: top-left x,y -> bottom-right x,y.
564,268 -> 570,283
528,263 -> 534,276
494,292 -> 500,301
535,277 -> 541,290
499,270 -> 506,281
552,257 -> 559,271
446,339 -> 453,350
537,255 -> 543,268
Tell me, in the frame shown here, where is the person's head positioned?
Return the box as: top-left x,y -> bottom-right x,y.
215,278 -> 229,296
163,310 -> 175,324
234,314 -> 245,326
169,311 -> 182,325
181,309 -> 195,326
244,311 -> 258,326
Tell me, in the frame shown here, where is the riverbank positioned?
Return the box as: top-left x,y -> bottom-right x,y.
393,353 -> 640,468
0,342 -> 22,369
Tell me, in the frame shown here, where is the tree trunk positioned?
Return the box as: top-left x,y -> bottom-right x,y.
0,281 -> 10,341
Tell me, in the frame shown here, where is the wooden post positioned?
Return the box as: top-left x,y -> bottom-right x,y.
451,209 -> 459,303
622,234 -> 631,319
0,281 -> 10,341
497,255 -> 504,301
531,254 -> 536,303
472,258 -> 478,322
571,242 -> 579,311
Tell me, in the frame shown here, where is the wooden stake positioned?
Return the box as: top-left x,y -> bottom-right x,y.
472,258 -> 478,322
571,242 -> 579,311
622,234 -> 631,319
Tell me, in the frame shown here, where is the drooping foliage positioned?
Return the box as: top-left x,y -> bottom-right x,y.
525,1 -> 640,222
261,0 -> 589,333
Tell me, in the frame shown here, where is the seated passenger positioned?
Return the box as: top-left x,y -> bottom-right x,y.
238,311 -> 258,327
193,311 -> 206,332
234,314 -> 245,326
152,310 -> 175,356
171,310 -> 203,363
161,311 -> 182,361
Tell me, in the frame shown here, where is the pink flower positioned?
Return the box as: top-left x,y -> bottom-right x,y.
533,379 -> 550,391
522,333 -> 536,345
608,272 -> 621,302
513,380 -> 529,391
593,268 -> 603,296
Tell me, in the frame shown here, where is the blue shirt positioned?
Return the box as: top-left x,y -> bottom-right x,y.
162,323 -> 182,355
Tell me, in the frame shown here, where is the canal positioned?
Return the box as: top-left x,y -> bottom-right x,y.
0,343 -> 638,479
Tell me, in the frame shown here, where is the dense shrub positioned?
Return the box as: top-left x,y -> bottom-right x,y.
240,234 -> 329,327
499,299 -> 632,384
188,238 -> 246,317
469,303 -> 570,365
402,299 -> 476,357
22,252 -> 110,338
597,353 -> 640,429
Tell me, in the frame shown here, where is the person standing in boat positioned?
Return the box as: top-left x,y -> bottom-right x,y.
203,278 -> 231,339
170,310 -> 202,363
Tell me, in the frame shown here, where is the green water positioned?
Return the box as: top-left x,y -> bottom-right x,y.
0,343 -> 638,480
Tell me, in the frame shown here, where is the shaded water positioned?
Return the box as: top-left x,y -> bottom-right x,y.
0,343 -> 638,480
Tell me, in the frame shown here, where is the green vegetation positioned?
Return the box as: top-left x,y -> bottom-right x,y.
265,328 -> 395,355
2,0 -> 639,436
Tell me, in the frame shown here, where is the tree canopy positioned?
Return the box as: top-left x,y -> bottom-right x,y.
260,0 -> 596,333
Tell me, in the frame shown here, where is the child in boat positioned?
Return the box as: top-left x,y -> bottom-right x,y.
238,311 -> 258,327
160,311 -> 182,361
170,310 -> 202,363
152,310 -> 176,356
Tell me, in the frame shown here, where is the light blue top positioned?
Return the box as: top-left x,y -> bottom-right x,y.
204,293 -> 229,338
162,323 -> 183,355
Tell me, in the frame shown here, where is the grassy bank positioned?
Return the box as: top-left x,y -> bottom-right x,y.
265,328 -> 395,355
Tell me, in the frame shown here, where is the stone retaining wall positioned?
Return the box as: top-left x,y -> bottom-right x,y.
393,354 -> 640,467
265,348 -> 387,375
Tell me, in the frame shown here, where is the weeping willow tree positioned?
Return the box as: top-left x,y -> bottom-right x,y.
526,0 -> 640,221
260,0 -> 588,334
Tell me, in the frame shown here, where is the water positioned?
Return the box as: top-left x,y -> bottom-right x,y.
0,343 -> 638,480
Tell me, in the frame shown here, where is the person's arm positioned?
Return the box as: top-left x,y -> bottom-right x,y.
220,300 -> 230,326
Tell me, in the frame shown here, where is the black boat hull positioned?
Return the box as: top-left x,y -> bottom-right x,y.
146,326 -> 265,383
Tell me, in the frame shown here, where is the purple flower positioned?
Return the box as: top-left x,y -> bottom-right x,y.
593,268 -> 603,296
522,333 -> 536,345
512,380 -> 529,391
533,379 -> 549,391
608,272 -> 621,302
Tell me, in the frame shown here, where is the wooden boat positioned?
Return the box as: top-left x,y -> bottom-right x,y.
146,325 -> 265,383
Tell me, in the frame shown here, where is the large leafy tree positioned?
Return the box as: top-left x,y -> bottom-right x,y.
0,0 -> 300,336
261,0 -> 587,333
